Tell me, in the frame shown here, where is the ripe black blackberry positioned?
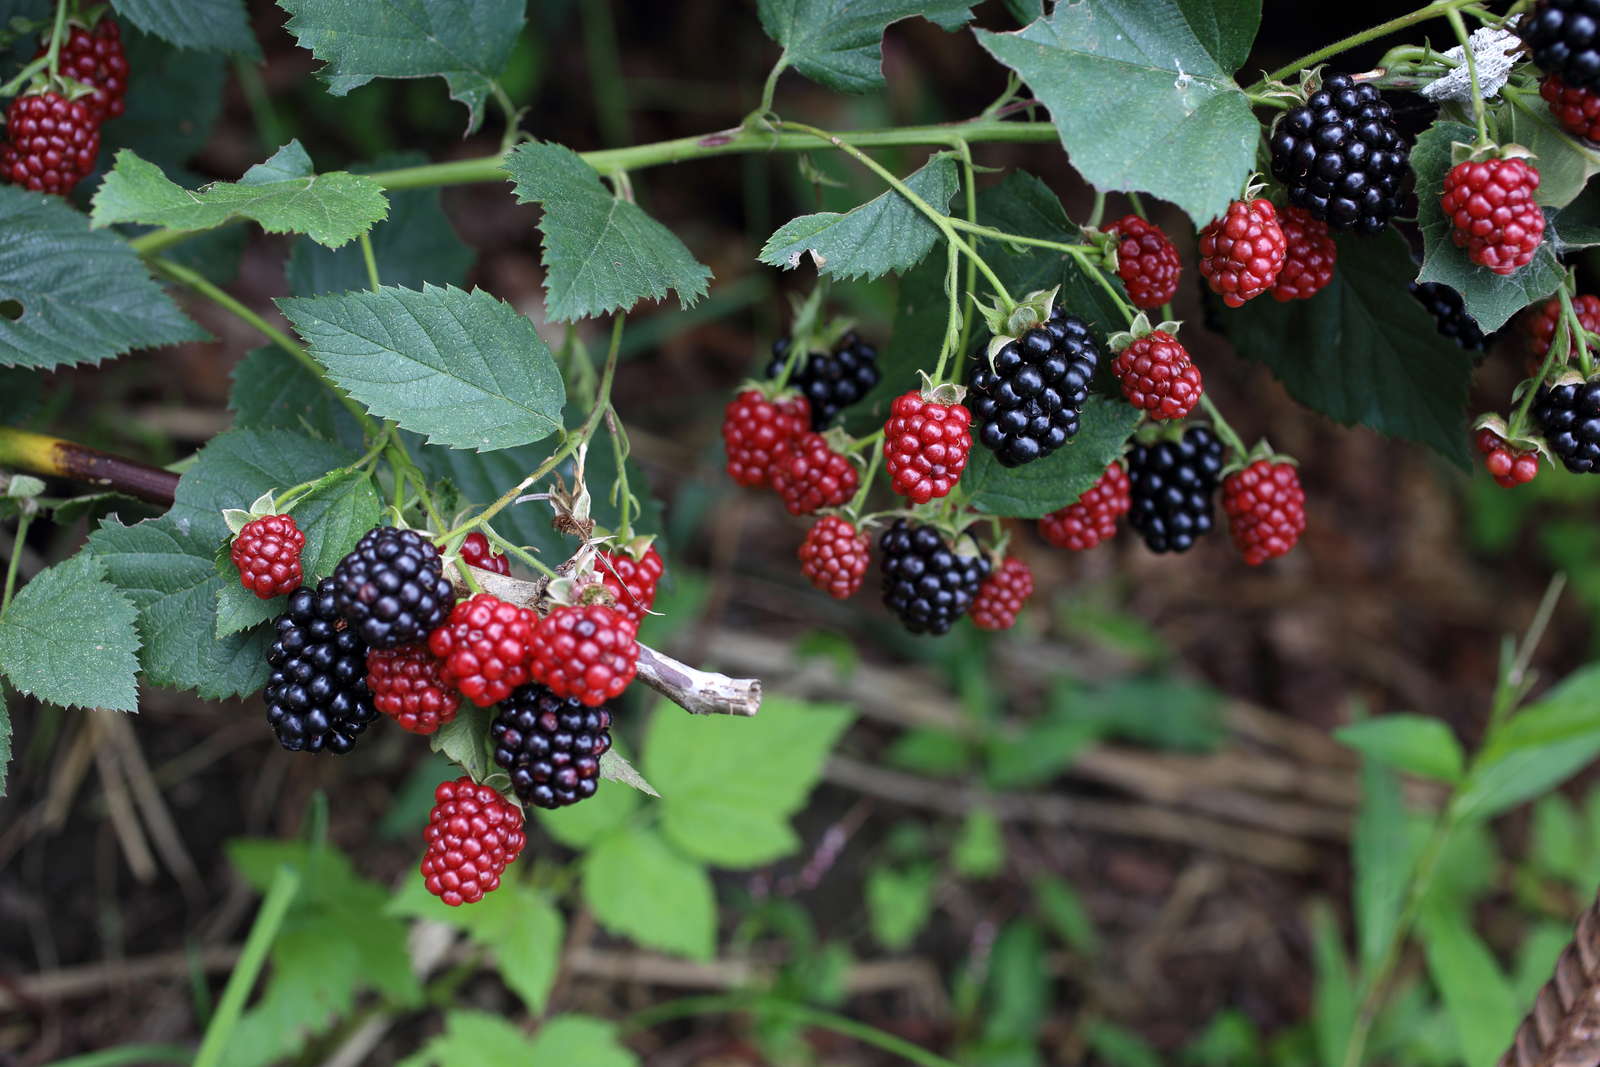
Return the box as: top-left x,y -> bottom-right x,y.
1269,73 -> 1408,233
878,519 -> 990,635
264,579 -> 378,753
766,331 -> 881,430
1522,0 -> 1600,89
1126,427 -> 1225,554
1410,281 -> 1488,351
1534,378 -> 1600,472
332,526 -> 455,649
491,683 -> 613,809
968,306 -> 1100,467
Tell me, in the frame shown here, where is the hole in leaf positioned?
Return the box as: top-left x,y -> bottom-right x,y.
0,300 -> 21,321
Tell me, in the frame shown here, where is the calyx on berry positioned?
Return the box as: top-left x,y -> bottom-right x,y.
222,489 -> 289,536
1108,311 -> 1185,354
974,287 -> 1061,364
1472,411 -> 1550,465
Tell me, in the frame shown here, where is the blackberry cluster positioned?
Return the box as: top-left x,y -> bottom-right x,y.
1125,428 -> 1225,554
1522,0 -> 1600,88
1269,73 -> 1408,233
332,526 -> 454,649
1410,281 -> 1487,350
264,579 -> 378,753
1534,378 -> 1600,472
766,331 -> 881,429
878,519 -> 990,635
491,684 -> 613,809
967,306 -> 1100,467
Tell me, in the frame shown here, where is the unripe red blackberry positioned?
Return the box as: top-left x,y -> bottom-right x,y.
45,18 -> 128,121
1038,462 -> 1130,551
459,531 -> 510,575
722,389 -> 810,489
769,431 -> 859,515
969,556 -> 1034,631
1221,460 -> 1307,565
427,593 -> 536,707
596,544 -> 664,626
1110,329 -> 1202,420
1106,215 -> 1181,309
491,683 -> 614,809
797,515 -> 869,599
1271,207 -> 1337,302
420,777 -> 525,906
1542,74 -> 1600,141
1,91 -> 100,195
1528,293 -> 1600,359
366,643 -> 458,734
231,514 -> 305,599
884,390 -> 971,502
529,604 -> 638,706
1474,428 -> 1540,488
1198,199 -> 1286,307
1440,158 -> 1545,275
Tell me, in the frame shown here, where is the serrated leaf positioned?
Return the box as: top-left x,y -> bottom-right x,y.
976,0 -> 1260,228
287,153 -> 474,297
1505,86 -> 1600,209
759,154 -> 957,280
429,703 -> 496,783
110,0 -> 258,57
93,144 -> 389,249
100,26 -> 229,171
961,395 -> 1140,517
213,472 -> 380,637
504,141 -> 711,322
89,517 -> 271,700
172,427 -> 364,541
0,553 -> 140,711
0,186 -> 207,370
228,347 -> 365,447
278,285 -> 563,451
647,695 -> 854,868
1221,228 -> 1475,467
599,749 -> 659,796
391,880 -> 562,1013
757,0 -> 974,93
278,0 -> 524,132
1412,121 -> 1565,333
582,826 -> 715,959
1336,715 -> 1465,783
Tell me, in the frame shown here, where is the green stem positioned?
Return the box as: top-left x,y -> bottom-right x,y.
42,1044 -> 195,1067
275,426 -> 392,513
359,232 -> 381,292
846,435 -> 884,516
126,117 -> 1059,257
1509,294 -> 1572,438
3,510 -> 32,614
192,865 -> 300,1067
1490,573 -> 1566,728
605,406 -> 634,539
931,239 -> 962,384
779,121 -> 1013,307
955,139 -> 980,362
1445,7 -> 1489,145
1086,189 -> 1106,229
42,0 -> 67,81
151,258 -> 378,437
1254,0 -> 1480,88
1560,285 -> 1596,378
625,994 -> 964,1067
233,59 -> 286,154
444,315 -> 625,539
579,0 -> 630,146
753,55 -> 789,120
0,55 -> 48,97
1198,394 -> 1249,460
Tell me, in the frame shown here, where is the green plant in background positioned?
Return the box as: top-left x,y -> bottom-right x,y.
9,0 -> 1600,1064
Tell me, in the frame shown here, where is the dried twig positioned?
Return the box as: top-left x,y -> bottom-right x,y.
1499,888 -> 1600,1067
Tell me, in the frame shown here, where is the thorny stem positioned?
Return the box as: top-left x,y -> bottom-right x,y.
359,232 -> 382,292
779,121 -> 1014,309
1445,7 -> 1489,146
3,511 -> 33,615
1254,0 -> 1482,88
443,315 -> 625,541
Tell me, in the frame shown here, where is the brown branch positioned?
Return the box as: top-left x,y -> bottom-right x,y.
1499,888 -> 1600,1067
0,426 -> 178,505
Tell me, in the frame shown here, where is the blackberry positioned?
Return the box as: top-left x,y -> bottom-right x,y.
491,684 -> 613,809
264,579 -> 378,753
767,331 -> 881,430
1125,428 -> 1225,554
967,306 -> 1100,467
1269,73 -> 1408,233
1522,0 -> 1600,89
878,519 -> 990,635
332,526 -> 454,649
1534,378 -> 1600,472
1410,281 -> 1487,350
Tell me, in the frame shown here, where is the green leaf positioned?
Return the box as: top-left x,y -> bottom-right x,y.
1335,715 -> 1465,784
172,428 -> 362,539
110,0 -> 258,57
391,880 -> 562,1013
985,710 -> 1102,789
866,862 -> 936,950
0,186 -> 207,370
287,154 -> 474,297
93,144 -> 390,249
1069,675 -> 1225,752
413,1012 -> 638,1067
976,0 -> 1260,228
278,0 -> 524,132
428,704 -> 496,784
536,779 -> 640,849
962,395 -> 1141,517
102,27 -> 230,171
1087,1020 -> 1164,1067
1417,901 -> 1521,1067
582,826 -> 715,959
1309,902 -> 1355,1067
228,347 -> 363,446
1454,666 -> 1600,821
884,727 -> 972,777
757,0 -> 974,93
647,695 -> 855,868
89,516 -> 271,700
1412,121 -> 1564,334
759,155 -> 958,280
1506,86 -> 1600,209
951,806 -> 1005,878
504,141 -> 712,321
1221,228 -> 1476,467
526,1016 -> 637,1067
1531,793 -> 1585,883
278,285 -> 563,451
1353,761 -> 1419,974
0,552 -> 140,711
1033,875 -> 1099,955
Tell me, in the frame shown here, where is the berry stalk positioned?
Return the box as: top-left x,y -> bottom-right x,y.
1253,0 -> 1483,87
